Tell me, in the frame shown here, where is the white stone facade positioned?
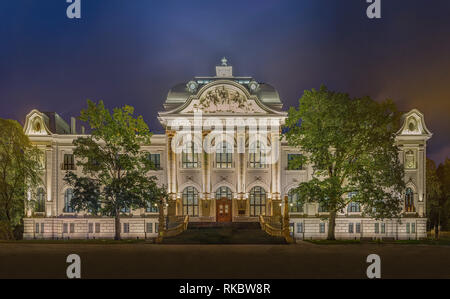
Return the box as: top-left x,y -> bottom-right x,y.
22,62 -> 432,240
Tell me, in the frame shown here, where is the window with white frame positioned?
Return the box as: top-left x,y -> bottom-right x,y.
248,141 -> 266,168
319,222 -> 326,233
182,142 -> 200,168
123,223 -> 130,233
216,141 -> 233,168
64,188 -> 74,213
288,190 -> 303,213
148,153 -> 161,170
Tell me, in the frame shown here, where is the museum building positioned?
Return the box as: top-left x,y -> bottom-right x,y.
22,60 -> 432,240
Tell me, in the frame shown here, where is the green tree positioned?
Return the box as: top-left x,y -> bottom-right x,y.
284,86 -> 405,240
0,119 -> 42,239
436,158 -> 450,235
64,100 -> 167,240
426,158 -> 443,239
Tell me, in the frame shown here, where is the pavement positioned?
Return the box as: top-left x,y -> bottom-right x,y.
0,242 -> 449,279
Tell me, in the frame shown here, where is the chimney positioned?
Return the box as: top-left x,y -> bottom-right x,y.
81,126 -> 85,134
71,117 -> 77,134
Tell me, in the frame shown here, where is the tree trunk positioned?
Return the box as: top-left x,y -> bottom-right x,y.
157,199 -> 165,243
435,210 -> 441,240
327,210 -> 337,240
114,214 -> 121,241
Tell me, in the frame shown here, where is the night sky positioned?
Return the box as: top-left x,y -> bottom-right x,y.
0,0 -> 449,163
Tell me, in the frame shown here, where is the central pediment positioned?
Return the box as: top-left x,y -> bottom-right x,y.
180,84 -> 266,114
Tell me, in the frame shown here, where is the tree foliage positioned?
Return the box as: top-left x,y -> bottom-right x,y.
284,86 -> 405,240
64,100 -> 167,240
0,119 -> 42,239
428,158 -> 450,237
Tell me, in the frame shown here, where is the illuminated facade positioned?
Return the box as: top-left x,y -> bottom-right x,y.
22,60 -> 432,240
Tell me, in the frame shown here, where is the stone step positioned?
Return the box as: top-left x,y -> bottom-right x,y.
162,225 -> 287,244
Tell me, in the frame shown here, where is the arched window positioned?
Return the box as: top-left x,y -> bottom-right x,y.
182,141 -> 200,168
249,186 -> 266,216
347,192 -> 360,213
249,141 -> 266,168
347,202 -> 361,213
216,142 -> 233,168
64,188 -> 74,213
288,190 -> 303,213
215,186 -> 232,200
182,186 -> 199,216
405,188 -> 415,212
35,188 -> 45,212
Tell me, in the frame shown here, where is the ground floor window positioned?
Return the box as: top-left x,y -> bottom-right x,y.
348,223 -> 354,233
356,223 -> 361,233
296,222 -> 303,233
249,186 -> 266,216
123,223 -> 130,233
319,222 -> 326,233
182,186 -> 199,217
147,222 -> 153,233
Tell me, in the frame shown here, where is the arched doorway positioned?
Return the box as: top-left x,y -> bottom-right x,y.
215,186 -> 232,223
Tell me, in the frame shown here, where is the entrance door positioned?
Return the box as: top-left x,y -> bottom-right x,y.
216,198 -> 232,223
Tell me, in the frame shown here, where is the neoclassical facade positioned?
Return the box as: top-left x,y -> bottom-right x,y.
23,60 -> 432,240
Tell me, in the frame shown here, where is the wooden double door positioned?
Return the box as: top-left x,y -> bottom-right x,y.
216,198 -> 232,223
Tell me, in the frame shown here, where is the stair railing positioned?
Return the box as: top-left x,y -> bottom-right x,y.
259,215 -> 283,237
163,215 -> 189,238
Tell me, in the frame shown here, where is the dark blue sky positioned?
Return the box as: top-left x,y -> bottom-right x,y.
1,0 -> 449,163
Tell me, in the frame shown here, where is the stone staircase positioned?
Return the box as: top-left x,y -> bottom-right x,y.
161,222 -> 287,244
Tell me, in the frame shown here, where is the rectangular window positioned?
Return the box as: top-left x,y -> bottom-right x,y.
41,223 -> 45,234
146,203 -> 159,213
182,143 -> 200,168
287,154 -> 303,170
35,223 -> 40,233
63,223 -> 68,233
155,223 -> 159,233
148,153 -> 161,170
123,223 -> 130,233
356,223 -> 361,233
296,222 -> 303,233
375,223 -> 380,234
381,223 -> 386,234
319,223 -> 325,233
70,223 -> 75,233
95,223 -> 100,233
406,223 -> 411,234
88,223 -> 93,233
146,223 -> 153,233
411,223 -> 416,234
63,154 -> 75,170
348,223 -> 354,234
